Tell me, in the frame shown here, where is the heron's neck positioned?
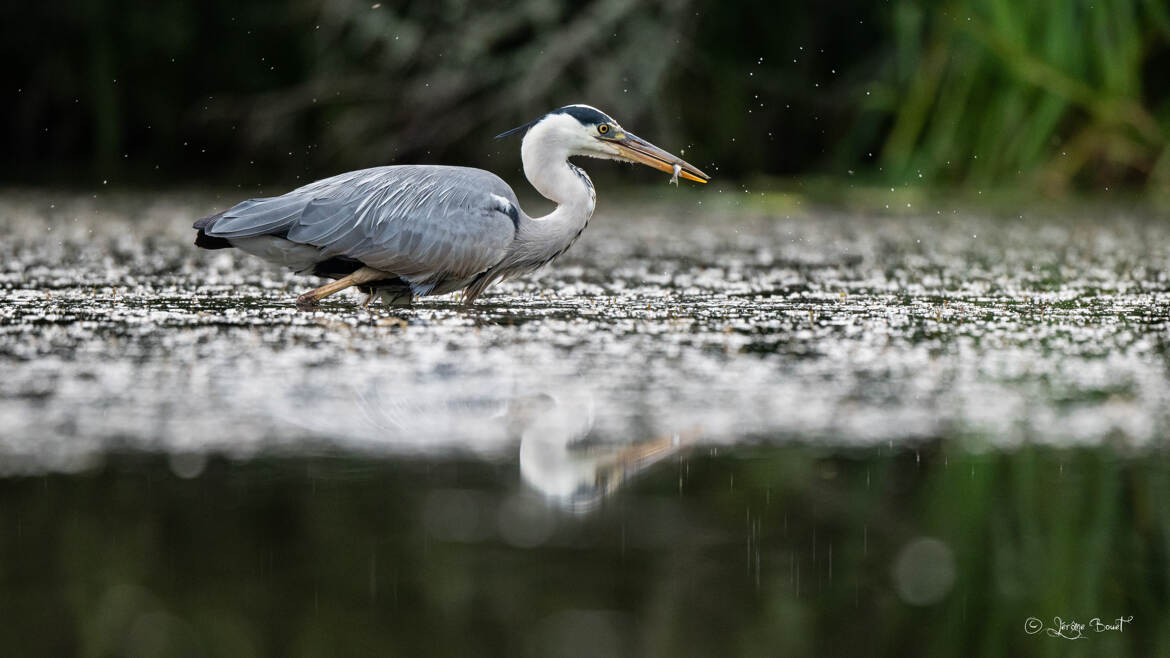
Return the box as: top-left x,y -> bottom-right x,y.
518,137 -> 596,260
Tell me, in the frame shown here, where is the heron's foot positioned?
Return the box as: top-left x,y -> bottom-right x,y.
295,291 -> 321,311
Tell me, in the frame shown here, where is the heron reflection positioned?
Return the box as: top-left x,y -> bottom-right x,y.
346,381 -> 694,511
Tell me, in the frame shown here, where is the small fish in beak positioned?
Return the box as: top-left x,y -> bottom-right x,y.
609,131 -> 710,184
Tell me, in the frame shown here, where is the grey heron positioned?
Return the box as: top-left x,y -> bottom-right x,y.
193,104 -> 709,309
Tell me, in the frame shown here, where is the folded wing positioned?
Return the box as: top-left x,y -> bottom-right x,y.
204,165 -> 521,291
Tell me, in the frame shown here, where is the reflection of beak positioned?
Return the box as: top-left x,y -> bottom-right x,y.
609,132 -> 710,183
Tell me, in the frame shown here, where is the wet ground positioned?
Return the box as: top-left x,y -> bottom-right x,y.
1,189 -> 1169,656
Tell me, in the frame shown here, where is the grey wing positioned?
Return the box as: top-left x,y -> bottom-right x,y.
205,165 -> 521,292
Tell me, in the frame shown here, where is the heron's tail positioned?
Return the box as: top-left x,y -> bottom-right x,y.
193,211 -> 232,250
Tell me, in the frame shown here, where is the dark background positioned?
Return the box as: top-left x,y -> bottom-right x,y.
7,0 -> 1170,194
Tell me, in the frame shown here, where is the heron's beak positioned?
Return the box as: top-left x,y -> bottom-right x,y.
609,132 -> 710,183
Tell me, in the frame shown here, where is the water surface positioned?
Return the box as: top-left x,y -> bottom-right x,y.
1,190 -> 1167,655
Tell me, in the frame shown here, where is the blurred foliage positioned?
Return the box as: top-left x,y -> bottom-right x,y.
2,0 -> 1168,193
0,446 -> 1165,656
877,0 -> 1170,193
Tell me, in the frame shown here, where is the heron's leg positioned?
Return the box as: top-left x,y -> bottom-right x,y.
296,266 -> 386,310
355,286 -> 412,308
385,290 -> 414,307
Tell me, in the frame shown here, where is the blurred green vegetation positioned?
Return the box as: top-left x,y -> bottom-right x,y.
876,0 -> 1170,194
0,446 -> 1164,657
4,0 -> 1169,194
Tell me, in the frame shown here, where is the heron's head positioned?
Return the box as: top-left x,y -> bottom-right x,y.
496,104 -> 710,183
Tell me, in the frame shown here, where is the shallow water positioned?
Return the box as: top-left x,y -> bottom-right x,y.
1,189 -> 1168,655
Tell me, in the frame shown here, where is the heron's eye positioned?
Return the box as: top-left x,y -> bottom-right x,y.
598,124 -> 610,135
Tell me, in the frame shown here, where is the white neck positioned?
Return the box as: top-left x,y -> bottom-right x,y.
510,119 -> 597,266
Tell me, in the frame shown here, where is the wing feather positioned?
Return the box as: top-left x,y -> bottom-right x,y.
205,166 -> 520,284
